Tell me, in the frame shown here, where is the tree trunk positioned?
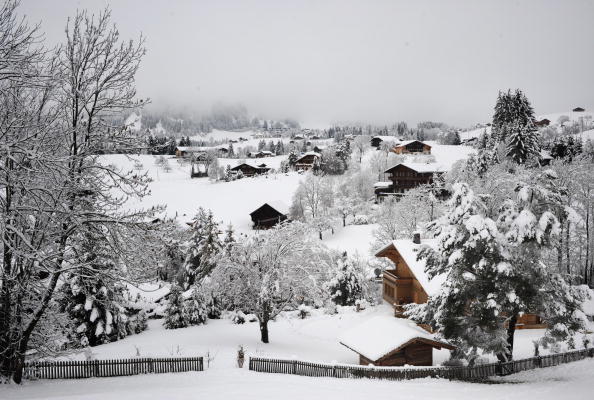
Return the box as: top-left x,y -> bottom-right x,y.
497,313 -> 518,362
566,221 -> 571,276
342,216 -> 346,227
259,319 -> 269,343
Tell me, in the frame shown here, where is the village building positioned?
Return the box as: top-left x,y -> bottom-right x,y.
295,151 -> 320,171
371,135 -> 399,148
248,150 -> 274,158
175,146 -> 209,158
376,234 -> 545,329
230,163 -> 270,177
573,107 -> 585,112
391,140 -> 431,155
382,162 -> 445,195
534,118 -> 551,127
249,201 -> 289,229
339,316 -> 455,366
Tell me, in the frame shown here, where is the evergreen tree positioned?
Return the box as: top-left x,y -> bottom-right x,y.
223,223 -> 236,254
228,142 -> 235,157
506,121 -> 540,164
183,208 -> 223,285
182,288 -> 208,326
258,139 -> 266,151
288,150 -> 298,169
268,140 -> 275,152
325,256 -> 366,306
163,284 -> 187,329
58,233 -> 129,347
409,182 -> 587,363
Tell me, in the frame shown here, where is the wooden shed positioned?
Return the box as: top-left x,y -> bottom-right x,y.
249,201 -> 289,229
339,316 -> 455,366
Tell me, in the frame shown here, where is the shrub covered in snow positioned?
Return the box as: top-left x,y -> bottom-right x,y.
325,256 -> 368,306
163,285 -> 187,329
352,214 -> 369,225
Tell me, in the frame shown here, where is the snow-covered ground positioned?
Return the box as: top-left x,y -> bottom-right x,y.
104,154 -> 301,231
322,223 -> 378,257
6,359 -> 592,400
4,306 -> 592,399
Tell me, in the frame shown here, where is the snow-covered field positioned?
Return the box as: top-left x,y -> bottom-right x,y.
4,305 -> 592,399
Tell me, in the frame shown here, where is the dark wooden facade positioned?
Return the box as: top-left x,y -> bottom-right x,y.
384,164 -> 441,194
391,141 -> 431,155
231,163 -> 270,177
573,107 -> 585,112
250,203 -> 288,229
295,153 -> 320,171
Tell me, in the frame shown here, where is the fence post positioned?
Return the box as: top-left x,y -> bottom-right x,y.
292,360 -> 297,375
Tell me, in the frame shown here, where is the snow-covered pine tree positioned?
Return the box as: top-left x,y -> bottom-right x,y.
325,255 -> 366,306
506,121 -> 540,164
182,287 -> 208,326
183,208 -> 223,285
59,233 -> 129,347
223,223 -> 236,254
409,181 -> 587,363
163,284 -> 187,329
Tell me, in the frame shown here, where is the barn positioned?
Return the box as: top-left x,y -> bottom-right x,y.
391,140 -> 431,155
339,316 -> 455,366
249,201 -> 289,229
231,163 -> 270,177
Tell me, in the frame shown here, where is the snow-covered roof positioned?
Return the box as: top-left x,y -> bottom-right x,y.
374,181 -> 393,188
385,162 -> 446,174
372,135 -> 399,142
266,200 -> 290,215
377,238 -> 445,297
176,146 -> 210,152
393,140 -> 431,148
339,316 -> 452,362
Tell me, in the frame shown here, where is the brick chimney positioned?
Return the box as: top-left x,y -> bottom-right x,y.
413,232 -> 421,244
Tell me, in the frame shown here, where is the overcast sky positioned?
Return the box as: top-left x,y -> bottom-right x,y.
20,0 -> 594,127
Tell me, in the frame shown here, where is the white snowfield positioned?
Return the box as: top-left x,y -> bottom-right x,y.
4,359 -> 593,400
4,306 -> 593,399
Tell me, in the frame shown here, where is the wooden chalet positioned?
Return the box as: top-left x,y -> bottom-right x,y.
573,107 -> 585,112
371,135 -> 399,148
175,146 -> 209,158
391,140 -> 431,155
339,316 -> 455,366
376,234 -> 545,329
249,201 -> 289,229
231,163 -> 270,177
295,152 -> 320,171
383,163 -> 444,194
249,150 -> 274,158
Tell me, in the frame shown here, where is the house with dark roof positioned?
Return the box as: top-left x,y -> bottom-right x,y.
249,201 -> 289,229
573,107 -> 585,112
231,163 -> 270,177
295,152 -> 320,171
383,163 -> 445,194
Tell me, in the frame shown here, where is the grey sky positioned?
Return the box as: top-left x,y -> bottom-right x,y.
20,0 -> 594,127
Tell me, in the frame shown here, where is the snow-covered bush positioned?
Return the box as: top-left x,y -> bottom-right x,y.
355,299 -> 369,312
352,214 -> 369,225
297,304 -> 312,319
163,285 -> 187,329
228,310 -> 246,324
182,288 -> 208,326
325,256 -> 368,306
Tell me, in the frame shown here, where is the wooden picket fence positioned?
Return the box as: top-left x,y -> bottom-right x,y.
23,356 -> 204,380
249,347 -> 594,381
